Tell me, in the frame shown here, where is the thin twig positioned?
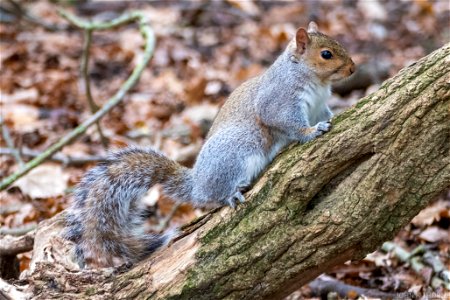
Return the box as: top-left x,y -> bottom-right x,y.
0,10 -> 156,191
0,148 -> 106,166
0,224 -> 37,236
57,9 -> 148,30
81,28 -> 108,149
0,116 -> 24,167
4,0 -> 66,31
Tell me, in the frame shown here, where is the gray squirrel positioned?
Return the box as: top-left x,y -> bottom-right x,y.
64,22 -> 355,268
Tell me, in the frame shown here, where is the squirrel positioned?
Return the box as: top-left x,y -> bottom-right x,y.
64,22 -> 355,268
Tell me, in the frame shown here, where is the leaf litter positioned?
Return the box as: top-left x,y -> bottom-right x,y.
0,0 -> 449,297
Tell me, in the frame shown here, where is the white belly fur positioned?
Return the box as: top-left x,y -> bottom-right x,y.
245,153 -> 270,184
302,83 -> 331,124
244,134 -> 289,185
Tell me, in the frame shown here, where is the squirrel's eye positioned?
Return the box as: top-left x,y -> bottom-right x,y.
321,50 -> 333,59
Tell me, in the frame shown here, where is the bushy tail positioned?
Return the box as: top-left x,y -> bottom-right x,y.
63,147 -> 191,268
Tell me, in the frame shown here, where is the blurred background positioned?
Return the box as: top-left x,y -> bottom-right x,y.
1,0 -> 449,298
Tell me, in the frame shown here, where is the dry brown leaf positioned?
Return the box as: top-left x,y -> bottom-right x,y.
418,227 -> 449,243
364,250 -> 392,267
6,203 -> 35,227
233,64 -> 264,83
181,103 -> 219,125
357,0 -> 387,21
151,70 -> 184,96
184,76 -> 207,104
226,0 -> 260,17
1,103 -> 39,130
204,81 -> 223,95
0,89 -> 39,104
14,164 -> 69,198
411,200 -> 450,227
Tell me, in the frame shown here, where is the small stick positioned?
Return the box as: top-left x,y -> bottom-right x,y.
0,148 -> 106,166
0,117 -> 24,167
0,224 -> 37,236
80,28 -> 108,149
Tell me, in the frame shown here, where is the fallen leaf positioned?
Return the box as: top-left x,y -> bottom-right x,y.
1,104 -> 39,129
357,0 -> 387,21
0,88 -> 39,104
411,199 -> 449,227
364,250 -> 392,267
14,164 -> 69,198
181,103 -> 219,125
226,0 -> 260,16
184,76 -> 207,104
418,227 -> 449,243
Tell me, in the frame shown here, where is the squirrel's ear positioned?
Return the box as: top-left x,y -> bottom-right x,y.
295,28 -> 310,55
307,21 -> 319,33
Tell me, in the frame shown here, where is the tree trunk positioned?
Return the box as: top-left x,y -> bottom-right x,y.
8,44 -> 450,300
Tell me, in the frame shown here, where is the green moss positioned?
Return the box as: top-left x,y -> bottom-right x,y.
332,108 -> 355,125
331,94 -> 374,127
355,97 -> 371,109
84,287 -> 97,296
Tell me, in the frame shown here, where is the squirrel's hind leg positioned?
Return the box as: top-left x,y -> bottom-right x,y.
226,190 -> 246,208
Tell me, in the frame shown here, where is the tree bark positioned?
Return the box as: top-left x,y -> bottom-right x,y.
7,44 -> 449,300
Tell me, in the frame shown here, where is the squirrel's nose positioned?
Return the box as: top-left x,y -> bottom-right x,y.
349,62 -> 355,75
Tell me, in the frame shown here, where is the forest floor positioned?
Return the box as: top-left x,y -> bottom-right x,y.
1,1 -> 449,299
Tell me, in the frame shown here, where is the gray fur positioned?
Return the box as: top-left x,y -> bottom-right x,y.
65,34 -> 346,268
64,148 -> 183,267
191,49 -> 334,207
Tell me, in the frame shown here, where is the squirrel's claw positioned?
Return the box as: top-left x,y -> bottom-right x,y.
316,121 -> 332,133
235,191 -> 246,203
226,191 -> 246,208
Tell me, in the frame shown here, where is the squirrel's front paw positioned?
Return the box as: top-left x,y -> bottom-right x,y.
315,121 -> 332,134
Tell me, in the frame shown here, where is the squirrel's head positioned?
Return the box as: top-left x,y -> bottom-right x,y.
289,22 -> 355,84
